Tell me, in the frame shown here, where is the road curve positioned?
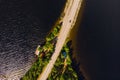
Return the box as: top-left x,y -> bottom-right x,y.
37,0 -> 83,80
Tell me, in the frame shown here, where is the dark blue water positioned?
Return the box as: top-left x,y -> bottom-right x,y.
77,0 -> 120,80
0,0 -> 66,79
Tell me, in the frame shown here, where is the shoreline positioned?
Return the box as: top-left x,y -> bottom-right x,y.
46,0 -> 67,36
38,0 -> 84,79
22,0 -> 88,80
69,0 -> 91,80
41,0 -> 89,79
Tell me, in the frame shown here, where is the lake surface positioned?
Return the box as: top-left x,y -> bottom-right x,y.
0,0 -> 66,79
75,0 -> 120,80
2,0 -> 120,80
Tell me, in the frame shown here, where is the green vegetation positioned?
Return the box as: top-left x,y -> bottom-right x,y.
21,22 -> 78,80
21,23 -> 61,80
47,41 -> 78,80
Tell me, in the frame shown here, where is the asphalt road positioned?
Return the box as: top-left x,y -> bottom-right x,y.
37,0 -> 83,80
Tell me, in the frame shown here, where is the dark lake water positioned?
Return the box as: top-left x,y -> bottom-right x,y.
0,0 -> 66,79
76,0 -> 120,80
1,0 -> 120,80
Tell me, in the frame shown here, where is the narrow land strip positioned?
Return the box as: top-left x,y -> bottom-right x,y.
37,0 -> 83,80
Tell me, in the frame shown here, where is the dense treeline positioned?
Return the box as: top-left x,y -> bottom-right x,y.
48,41 -> 78,80
21,22 -> 79,80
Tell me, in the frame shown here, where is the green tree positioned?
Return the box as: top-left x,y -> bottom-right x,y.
52,28 -> 58,36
